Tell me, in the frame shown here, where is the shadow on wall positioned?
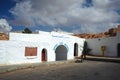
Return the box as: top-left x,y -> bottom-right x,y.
82,41 -> 92,55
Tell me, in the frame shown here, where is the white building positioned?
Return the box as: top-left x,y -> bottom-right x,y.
1,29 -> 120,66
87,31 -> 120,57
0,31 -> 85,65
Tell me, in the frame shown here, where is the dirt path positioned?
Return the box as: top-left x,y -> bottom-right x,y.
0,61 -> 120,80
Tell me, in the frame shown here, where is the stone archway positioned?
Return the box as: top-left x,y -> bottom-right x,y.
55,45 -> 68,61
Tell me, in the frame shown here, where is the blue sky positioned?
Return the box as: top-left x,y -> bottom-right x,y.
0,0 -> 120,34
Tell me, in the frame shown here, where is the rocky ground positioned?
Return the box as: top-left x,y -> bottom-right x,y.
0,61 -> 120,80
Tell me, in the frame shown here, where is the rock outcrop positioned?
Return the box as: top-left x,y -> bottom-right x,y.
74,25 -> 120,39
0,33 -> 9,40
0,25 -> 120,40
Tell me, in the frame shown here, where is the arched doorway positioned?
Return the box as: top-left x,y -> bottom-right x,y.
55,45 -> 68,61
41,48 -> 47,62
74,43 -> 78,56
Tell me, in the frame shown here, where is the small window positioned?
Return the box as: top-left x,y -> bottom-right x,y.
25,47 -> 37,56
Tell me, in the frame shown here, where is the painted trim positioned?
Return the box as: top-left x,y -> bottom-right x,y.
53,42 -> 69,51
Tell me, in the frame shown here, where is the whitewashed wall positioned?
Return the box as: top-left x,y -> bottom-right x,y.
0,41 -> 49,65
0,31 -> 85,65
50,31 -> 85,59
87,36 -> 118,57
117,32 -> 120,43
2,30 -> 119,66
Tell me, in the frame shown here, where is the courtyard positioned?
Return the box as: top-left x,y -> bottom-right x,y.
0,60 -> 120,80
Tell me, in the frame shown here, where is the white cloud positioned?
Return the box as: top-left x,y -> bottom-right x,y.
72,23 -> 118,33
93,0 -> 120,10
0,19 -> 12,34
10,0 -> 84,27
10,0 -> 120,33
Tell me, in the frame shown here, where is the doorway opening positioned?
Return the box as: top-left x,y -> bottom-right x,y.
117,43 -> 120,57
74,43 -> 78,56
41,48 -> 47,62
55,45 -> 68,61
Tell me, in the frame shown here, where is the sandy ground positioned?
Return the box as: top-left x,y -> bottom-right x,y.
0,60 -> 120,80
